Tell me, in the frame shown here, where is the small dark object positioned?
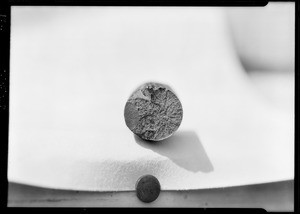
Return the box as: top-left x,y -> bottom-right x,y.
136,175 -> 161,203
124,82 -> 183,141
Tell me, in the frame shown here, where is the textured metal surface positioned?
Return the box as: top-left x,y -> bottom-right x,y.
124,82 -> 183,141
135,175 -> 161,203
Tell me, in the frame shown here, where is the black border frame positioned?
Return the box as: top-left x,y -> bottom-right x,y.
0,0 -> 297,212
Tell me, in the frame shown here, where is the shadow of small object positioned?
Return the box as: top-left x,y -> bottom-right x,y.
134,131 -> 214,173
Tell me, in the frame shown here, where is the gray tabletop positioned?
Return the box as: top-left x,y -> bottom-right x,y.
8,180 -> 293,211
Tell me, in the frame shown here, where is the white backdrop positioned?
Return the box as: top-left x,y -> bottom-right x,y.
8,6 -> 294,191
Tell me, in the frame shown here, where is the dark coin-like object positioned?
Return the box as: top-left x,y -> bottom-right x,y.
124,82 -> 183,141
136,175 -> 161,203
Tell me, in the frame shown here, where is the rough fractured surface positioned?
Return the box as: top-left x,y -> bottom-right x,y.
124,82 -> 183,141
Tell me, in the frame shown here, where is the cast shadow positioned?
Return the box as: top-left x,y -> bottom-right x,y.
134,131 -> 214,173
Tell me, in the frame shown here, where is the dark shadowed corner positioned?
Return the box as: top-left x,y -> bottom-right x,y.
134,131 -> 214,173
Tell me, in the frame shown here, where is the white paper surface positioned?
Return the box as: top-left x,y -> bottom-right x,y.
8,6 -> 294,191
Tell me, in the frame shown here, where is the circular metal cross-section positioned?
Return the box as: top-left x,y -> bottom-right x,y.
124,82 -> 183,141
136,175 -> 161,203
